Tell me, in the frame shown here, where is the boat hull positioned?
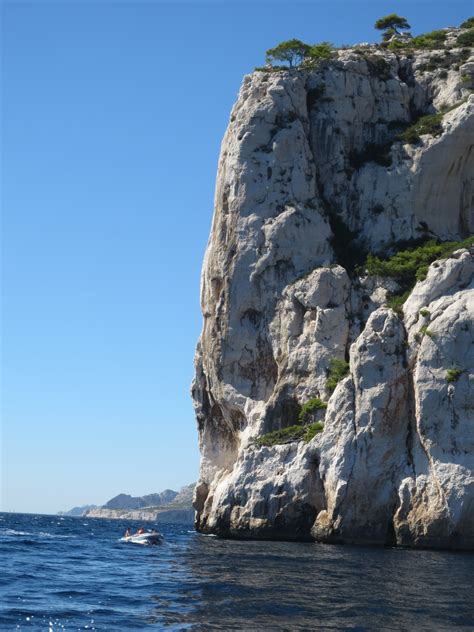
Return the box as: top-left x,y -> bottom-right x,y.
120,532 -> 162,545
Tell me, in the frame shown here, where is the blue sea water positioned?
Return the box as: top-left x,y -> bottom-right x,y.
0,512 -> 473,631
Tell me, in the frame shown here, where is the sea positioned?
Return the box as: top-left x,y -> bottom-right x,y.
1,512 -> 473,631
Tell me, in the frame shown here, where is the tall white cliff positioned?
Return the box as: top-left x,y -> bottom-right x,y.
192,30 -> 474,549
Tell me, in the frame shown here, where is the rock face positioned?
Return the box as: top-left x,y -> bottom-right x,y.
84,507 -> 158,522
192,32 -> 474,549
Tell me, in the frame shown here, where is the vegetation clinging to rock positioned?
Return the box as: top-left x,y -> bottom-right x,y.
298,398 -> 327,424
387,290 -> 411,314
258,16 -> 472,75
456,28 -> 474,47
410,29 -> 446,49
364,238 -> 474,285
255,396 -> 328,447
363,55 -> 392,80
398,98 -> 469,145
399,112 -> 443,144
254,421 -> 325,447
460,17 -> 474,29
419,325 -> 435,339
304,422 -> 324,443
362,237 -> 474,312
255,425 -> 306,447
326,359 -> 350,392
416,49 -> 471,74
385,19 -> 472,50
307,42 -> 334,60
446,368 -> 464,382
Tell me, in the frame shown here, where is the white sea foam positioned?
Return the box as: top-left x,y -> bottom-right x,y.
0,528 -> 73,539
197,532 -> 217,537
2,529 -> 33,536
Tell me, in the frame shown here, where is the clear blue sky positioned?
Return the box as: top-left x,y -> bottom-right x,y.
1,0 -> 471,514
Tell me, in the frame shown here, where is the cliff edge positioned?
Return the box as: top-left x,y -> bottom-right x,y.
192,26 -> 474,549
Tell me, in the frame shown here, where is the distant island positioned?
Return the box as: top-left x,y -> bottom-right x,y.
58,484 -> 195,524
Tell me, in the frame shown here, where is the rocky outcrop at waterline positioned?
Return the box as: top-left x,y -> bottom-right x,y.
191,26 -> 474,549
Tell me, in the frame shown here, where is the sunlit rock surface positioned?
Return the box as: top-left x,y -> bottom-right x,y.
192,31 -> 474,549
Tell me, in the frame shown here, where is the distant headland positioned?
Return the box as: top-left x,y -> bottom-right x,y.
58,483 -> 195,524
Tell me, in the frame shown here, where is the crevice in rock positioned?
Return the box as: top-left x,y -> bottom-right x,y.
327,211 -> 366,275
261,386 -> 301,434
237,334 -> 279,400
396,56 -> 416,87
405,398 -> 417,475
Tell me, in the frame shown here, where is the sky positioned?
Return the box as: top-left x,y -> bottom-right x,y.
1,0 -> 472,514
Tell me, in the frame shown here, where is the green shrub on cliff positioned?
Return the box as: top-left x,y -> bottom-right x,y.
399,112 -> 443,143
326,359 -> 350,392
446,368 -> 464,382
457,29 -> 474,46
304,422 -> 324,443
255,425 -> 306,447
255,396 -> 327,447
363,237 -> 474,312
298,397 -> 327,424
410,29 -> 446,49
416,50 -> 471,73
363,55 -> 392,80
364,238 -> 474,285
399,98 -> 470,145
460,17 -> 474,29
255,421 -> 325,447
386,39 -> 407,51
305,42 -> 334,63
419,325 -> 435,339
386,27 -> 451,51
386,290 -> 411,314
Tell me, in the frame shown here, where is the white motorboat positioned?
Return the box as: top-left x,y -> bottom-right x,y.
120,531 -> 162,545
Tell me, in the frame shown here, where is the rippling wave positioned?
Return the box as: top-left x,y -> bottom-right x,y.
0,512 -> 472,630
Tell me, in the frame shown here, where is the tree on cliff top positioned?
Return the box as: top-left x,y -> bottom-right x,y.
265,39 -> 311,68
375,13 -> 411,39
307,42 -> 334,61
264,40 -> 334,69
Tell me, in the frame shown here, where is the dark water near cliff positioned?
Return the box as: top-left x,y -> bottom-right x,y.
1,512 -> 473,631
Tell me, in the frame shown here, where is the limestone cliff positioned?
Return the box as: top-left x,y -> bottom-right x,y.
192,28 -> 474,549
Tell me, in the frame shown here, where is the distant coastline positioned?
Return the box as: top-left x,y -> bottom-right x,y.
58,483 -> 195,524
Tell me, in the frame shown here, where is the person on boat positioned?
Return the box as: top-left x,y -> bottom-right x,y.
137,527 -> 145,534
124,528 -> 131,538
